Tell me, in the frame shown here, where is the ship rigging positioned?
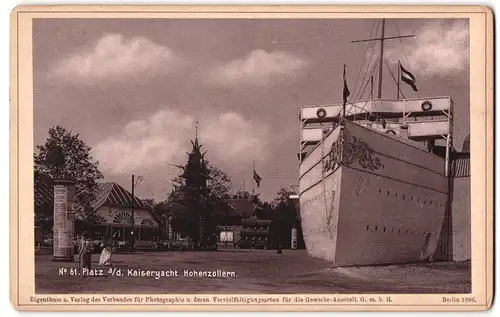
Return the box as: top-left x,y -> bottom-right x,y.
350,19 -> 416,101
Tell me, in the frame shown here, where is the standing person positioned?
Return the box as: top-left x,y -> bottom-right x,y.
99,239 -> 113,266
277,244 -> 283,254
78,231 -> 92,278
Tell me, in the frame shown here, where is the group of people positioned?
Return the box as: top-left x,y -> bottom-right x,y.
77,232 -> 116,277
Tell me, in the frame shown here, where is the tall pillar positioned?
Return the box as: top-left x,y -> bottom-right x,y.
52,180 -> 76,262
291,227 -> 298,250
167,216 -> 173,240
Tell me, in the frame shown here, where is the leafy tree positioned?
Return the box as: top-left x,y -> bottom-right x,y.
165,186 -> 186,208
153,199 -> 189,239
34,170 -> 54,233
206,163 -> 232,200
153,200 -> 170,218
232,190 -> 264,206
271,186 -> 300,248
272,187 -> 296,209
34,126 -> 103,220
232,190 -> 252,200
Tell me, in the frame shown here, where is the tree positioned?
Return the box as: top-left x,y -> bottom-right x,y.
206,163 -> 231,200
166,135 -> 223,248
153,199 -> 189,239
34,170 -> 54,233
272,187 -> 296,209
164,160 -> 232,241
165,185 -> 186,207
233,190 -> 252,200
34,126 -> 103,220
271,186 -> 299,248
232,190 -> 264,206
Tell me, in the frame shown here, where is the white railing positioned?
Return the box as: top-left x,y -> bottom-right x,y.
300,96 -> 452,121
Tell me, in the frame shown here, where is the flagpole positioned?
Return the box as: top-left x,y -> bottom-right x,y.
342,64 -> 346,118
252,160 -> 255,196
397,60 -> 401,99
370,76 -> 374,100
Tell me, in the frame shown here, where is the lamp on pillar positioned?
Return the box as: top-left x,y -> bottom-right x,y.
131,175 -> 143,254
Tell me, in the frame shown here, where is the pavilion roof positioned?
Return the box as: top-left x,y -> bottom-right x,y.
91,182 -> 152,210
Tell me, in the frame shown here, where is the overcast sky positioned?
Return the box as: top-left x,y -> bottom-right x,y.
33,18 -> 470,202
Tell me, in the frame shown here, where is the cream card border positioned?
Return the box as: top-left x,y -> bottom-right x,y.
9,5 -> 494,312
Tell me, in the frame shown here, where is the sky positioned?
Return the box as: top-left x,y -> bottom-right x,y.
33,18 -> 470,202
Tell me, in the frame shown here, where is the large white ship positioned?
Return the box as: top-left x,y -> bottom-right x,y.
297,19 -> 455,266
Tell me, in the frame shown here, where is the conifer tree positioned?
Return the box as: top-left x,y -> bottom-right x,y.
169,134 -> 222,248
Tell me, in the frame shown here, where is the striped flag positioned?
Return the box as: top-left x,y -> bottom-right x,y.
400,63 -> 418,92
253,170 -> 262,188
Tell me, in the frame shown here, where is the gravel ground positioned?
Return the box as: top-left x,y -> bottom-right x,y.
35,249 -> 471,294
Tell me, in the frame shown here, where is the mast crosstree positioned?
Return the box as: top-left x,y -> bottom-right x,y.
350,19 -> 414,99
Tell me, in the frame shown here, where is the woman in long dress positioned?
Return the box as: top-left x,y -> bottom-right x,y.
78,232 -> 92,278
99,240 -> 113,266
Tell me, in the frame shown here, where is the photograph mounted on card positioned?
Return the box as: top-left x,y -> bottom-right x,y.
10,5 -> 493,312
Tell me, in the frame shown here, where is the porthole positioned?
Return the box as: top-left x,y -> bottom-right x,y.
405,230 -> 409,234
387,190 -> 390,196
378,188 -> 382,194
366,225 -> 369,230
402,194 -> 406,200
410,196 -> 413,200
374,226 -> 378,231
423,200 -> 427,204
417,198 -> 420,203
395,193 -> 398,198
316,108 -> 327,118
391,228 -> 395,233
421,101 -> 433,111
383,227 -> 387,232
398,229 -> 401,234
430,200 -> 433,205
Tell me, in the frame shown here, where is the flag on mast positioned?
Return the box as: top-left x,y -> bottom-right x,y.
343,64 -> 350,102
253,169 -> 262,188
400,64 -> 418,92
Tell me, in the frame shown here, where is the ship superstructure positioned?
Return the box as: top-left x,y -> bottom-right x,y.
296,19 -> 456,266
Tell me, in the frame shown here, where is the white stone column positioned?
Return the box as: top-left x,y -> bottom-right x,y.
291,227 -> 298,250
52,180 -> 76,262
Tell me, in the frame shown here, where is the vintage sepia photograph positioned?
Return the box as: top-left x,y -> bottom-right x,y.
10,5 -> 493,311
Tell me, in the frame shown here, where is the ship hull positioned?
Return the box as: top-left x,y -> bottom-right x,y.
299,120 -> 448,267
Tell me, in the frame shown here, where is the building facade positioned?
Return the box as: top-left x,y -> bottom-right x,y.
89,182 -> 162,247
215,198 -> 265,249
447,135 -> 471,261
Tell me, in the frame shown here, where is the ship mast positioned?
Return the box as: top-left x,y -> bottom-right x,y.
351,19 -> 414,99
377,19 -> 386,99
